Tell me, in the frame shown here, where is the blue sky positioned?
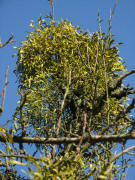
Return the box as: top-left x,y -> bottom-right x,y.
0,0 -> 135,178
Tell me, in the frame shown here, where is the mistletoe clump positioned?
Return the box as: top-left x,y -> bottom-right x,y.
13,18 -> 134,179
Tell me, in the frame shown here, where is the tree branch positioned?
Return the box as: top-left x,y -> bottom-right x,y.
98,145 -> 135,178
93,69 -> 135,115
111,86 -> 135,99
0,34 -> 15,48
0,133 -> 135,145
126,97 -> 135,114
0,154 -> 41,161
0,66 -> 9,114
57,70 -> 71,135
111,145 -> 135,162
76,111 -> 87,154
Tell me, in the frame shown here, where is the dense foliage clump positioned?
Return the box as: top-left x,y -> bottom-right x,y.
15,19 -> 126,136
1,1 -> 135,178
10,18 -> 135,179
0,15 -> 131,180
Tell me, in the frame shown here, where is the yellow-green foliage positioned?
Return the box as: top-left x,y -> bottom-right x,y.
13,18 -> 132,179
14,18 -> 126,136
28,153 -> 85,180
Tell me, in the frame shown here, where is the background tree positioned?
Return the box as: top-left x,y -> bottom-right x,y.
0,1 -> 135,179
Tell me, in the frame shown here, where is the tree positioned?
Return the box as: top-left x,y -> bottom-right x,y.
0,2 -> 135,180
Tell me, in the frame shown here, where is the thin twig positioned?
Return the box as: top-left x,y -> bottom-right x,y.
0,66 -> 9,114
57,70 -> 71,135
76,111 -> 87,154
0,154 -> 41,161
48,0 -> 54,21
98,145 -> 135,178
111,145 -> 135,162
0,34 -> 15,48
108,0 -> 117,38
19,90 -> 31,137
1,66 -> 9,109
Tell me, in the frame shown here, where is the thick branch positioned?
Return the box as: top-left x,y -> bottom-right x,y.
118,69 -> 135,82
93,69 -> 135,115
111,69 -> 135,91
0,133 -> 135,145
111,86 -> 135,99
126,97 -> 135,113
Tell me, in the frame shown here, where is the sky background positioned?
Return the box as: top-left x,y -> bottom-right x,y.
0,0 -> 135,179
